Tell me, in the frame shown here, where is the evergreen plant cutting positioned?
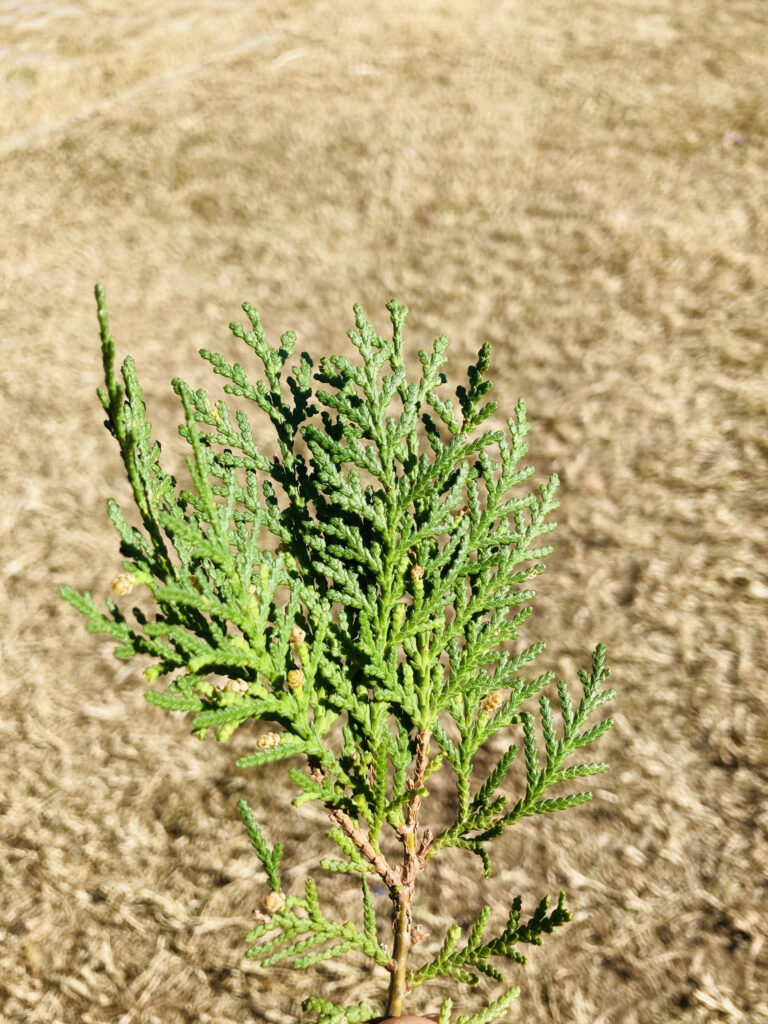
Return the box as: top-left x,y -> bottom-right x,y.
60,286 -> 616,1024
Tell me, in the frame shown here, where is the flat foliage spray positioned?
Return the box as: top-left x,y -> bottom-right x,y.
61,288 -> 616,1024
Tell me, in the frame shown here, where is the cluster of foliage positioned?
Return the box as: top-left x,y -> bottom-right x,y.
60,287 -> 615,1024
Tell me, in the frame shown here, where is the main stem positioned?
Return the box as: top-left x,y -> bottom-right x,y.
385,728 -> 432,1019
386,894 -> 412,1018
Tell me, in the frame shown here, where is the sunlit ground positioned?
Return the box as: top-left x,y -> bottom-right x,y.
1,2 -> 767,1022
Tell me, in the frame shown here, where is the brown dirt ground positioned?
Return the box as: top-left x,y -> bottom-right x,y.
1,1 -> 767,1022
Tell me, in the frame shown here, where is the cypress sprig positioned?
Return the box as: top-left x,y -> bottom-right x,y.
60,287 -> 618,1024
244,873 -> 390,972
238,799 -> 283,892
409,891 -> 571,990
303,996 -> 377,1024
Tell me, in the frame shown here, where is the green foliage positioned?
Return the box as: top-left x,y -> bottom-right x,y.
410,892 -> 572,988
303,996 -> 377,1024
60,286 -> 617,1024
238,799 -> 284,892
244,874 -> 390,971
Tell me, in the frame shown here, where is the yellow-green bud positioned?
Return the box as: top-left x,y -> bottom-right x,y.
216,720 -> 240,743
392,603 -> 406,631
205,397 -> 222,424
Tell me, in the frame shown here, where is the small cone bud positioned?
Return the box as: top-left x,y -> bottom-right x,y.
287,669 -> 305,690
256,732 -> 281,750
263,890 -> 286,914
290,625 -> 306,645
215,678 -> 248,695
410,564 -> 424,582
480,690 -> 504,716
111,572 -> 135,596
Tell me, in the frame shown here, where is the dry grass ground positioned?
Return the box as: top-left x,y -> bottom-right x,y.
1,1 -> 767,1022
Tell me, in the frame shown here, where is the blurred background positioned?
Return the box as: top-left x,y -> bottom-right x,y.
1,2 -> 766,1022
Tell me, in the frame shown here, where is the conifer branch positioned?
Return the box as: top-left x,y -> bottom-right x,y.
61,288 -> 618,1024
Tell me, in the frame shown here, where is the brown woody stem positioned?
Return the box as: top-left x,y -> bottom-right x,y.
328,807 -> 397,888
318,730 -> 434,1019
385,729 -> 433,1017
386,894 -> 411,1017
